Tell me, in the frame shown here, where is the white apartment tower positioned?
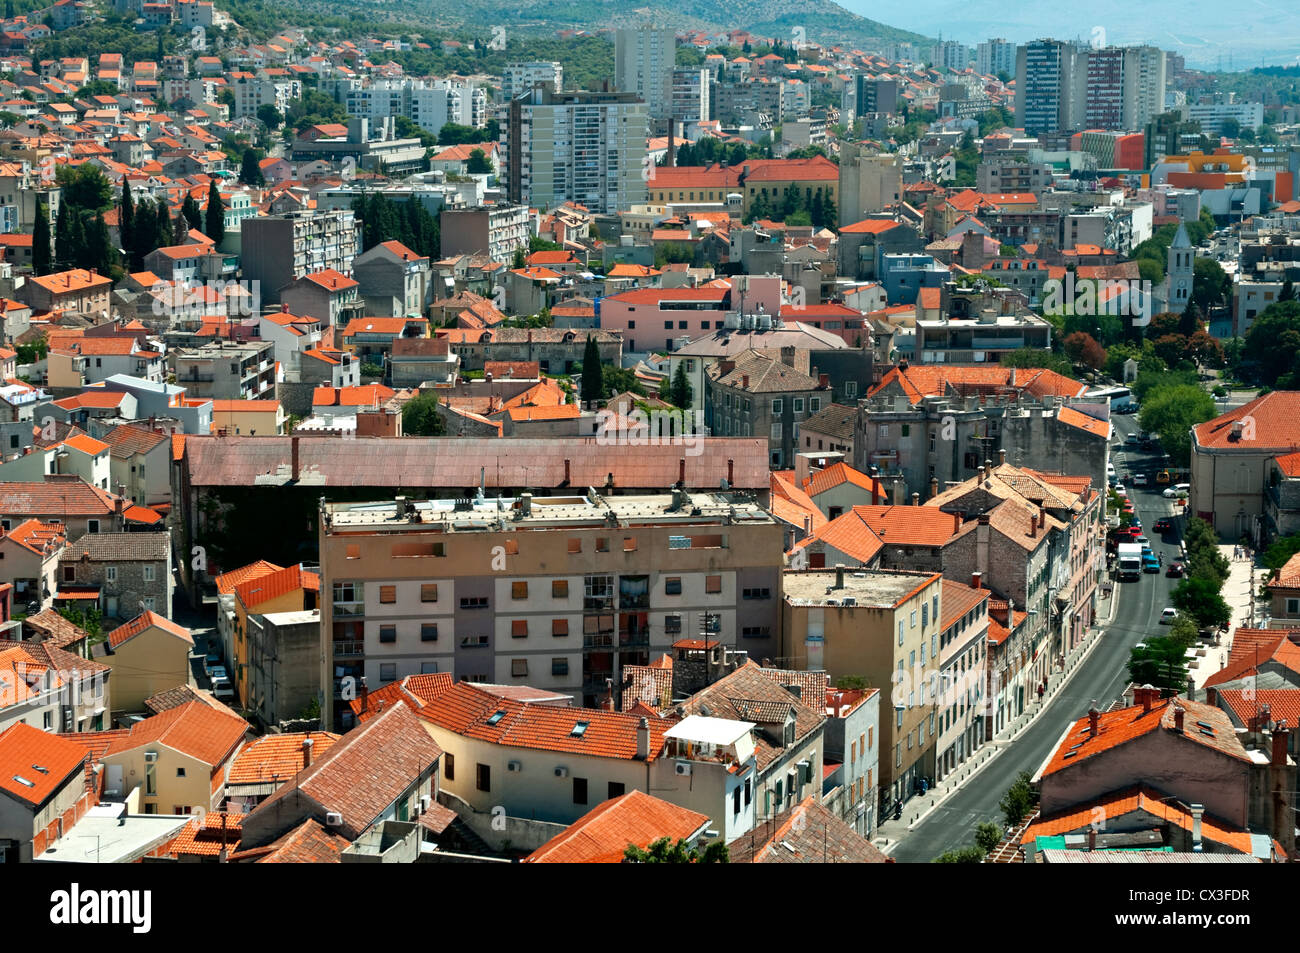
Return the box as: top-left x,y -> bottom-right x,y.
616,27 -> 676,128
977,38 -> 1016,78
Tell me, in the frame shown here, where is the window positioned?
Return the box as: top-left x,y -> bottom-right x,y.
142,597 -> 155,611
88,519 -> 100,534
608,781 -> 625,799
623,537 -> 637,552
770,422 -> 782,440
105,566 -> 117,583
43,710 -> 52,730
743,587 -> 770,600
176,767 -> 186,778
845,381 -> 857,397
476,763 -> 490,792
379,663 -> 396,682
665,577 -> 682,595
512,581 -> 528,600
551,619 -> 569,637
733,785 -> 742,814
460,596 -> 488,609
771,399 -> 783,415
596,537 -> 609,552
379,585 -> 396,604
142,565 -> 155,582
793,398 -> 804,414
379,625 -> 396,643
898,621 -> 904,645
552,657 -> 569,676
511,658 -> 528,677
665,615 -> 682,634
420,623 -> 438,642
445,753 -> 454,781
63,566 -> 75,583
742,626 -> 771,638
573,777 -> 588,804
705,575 -> 722,594
346,544 -> 360,559
1288,598 -> 1300,615
420,584 -> 439,603
512,620 -> 528,638
552,579 -> 569,598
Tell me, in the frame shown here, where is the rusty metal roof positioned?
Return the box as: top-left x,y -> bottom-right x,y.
184,436 -> 770,490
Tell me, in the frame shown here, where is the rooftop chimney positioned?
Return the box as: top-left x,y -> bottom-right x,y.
1190,804 -> 1204,851
835,563 -> 845,590
818,373 -> 829,388
636,717 -> 650,759
1138,684 -> 1155,713
302,737 -> 313,769
998,448 -> 1006,466
1272,720 -> 1290,767
359,676 -> 369,714
977,465 -> 985,482
911,492 -> 920,507
1173,705 -> 1185,732
520,492 -> 533,516
291,435 -> 300,482
1038,505 -> 1045,529
971,571 -> 982,590
742,374 -> 749,389
930,476 -> 939,500
1088,705 -> 1100,738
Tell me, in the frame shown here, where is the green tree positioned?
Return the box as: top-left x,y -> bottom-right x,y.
205,178 -> 226,245
465,147 -> 493,174
669,361 -> 693,408
999,771 -> 1039,828
1243,300 -> 1300,387
624,837 -> 728,863
119,183 -> 135,260
54,201 -> 80,269
1128,636 -> 1190,695
1264,532 -> 1300,570
1280,278 -> 1295,303
400,391 -> 447,436
256,103 -> 283,129
32,199 -> 50,276
56,163 -> 113,212
1137,383 -> 1215,467
933,846 -> 986,863
239,147 -> 264,186
974,822 -> 1004,853
580,335 -> 603,402
1192,257 -> 1231,313
1172,577 -> 1232,630
1000,348 -> 1073,377
182,193 -> 202,233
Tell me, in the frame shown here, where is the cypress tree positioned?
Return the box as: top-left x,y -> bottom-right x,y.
173,208 -> 188,246
1281,278 -> 1295,303
120,183 -> 135,259
205,180 -> 225,246
84,212 -> 115,276
580,335 -> 603,403
182,193 -> 202,232
239,148 -> 264,186
32,199 -> 51,275
54,201 -> 73,268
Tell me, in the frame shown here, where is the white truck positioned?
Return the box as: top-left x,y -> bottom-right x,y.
1117,543 -> 1144,581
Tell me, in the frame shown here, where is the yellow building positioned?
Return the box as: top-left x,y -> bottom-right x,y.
99,700 -> 250,815
231,563 -> 319,705
99,610 -> 193,716
210,399 -> 286,436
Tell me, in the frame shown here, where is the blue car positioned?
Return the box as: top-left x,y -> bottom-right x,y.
1142,556 -> 1161,573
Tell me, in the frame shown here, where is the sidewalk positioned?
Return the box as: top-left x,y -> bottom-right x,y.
872,577 -> 1118,854
1188,545 -> 1265,692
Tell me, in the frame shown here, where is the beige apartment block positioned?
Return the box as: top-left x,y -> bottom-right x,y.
781,566 -> 944,810
319,490 -> 784,729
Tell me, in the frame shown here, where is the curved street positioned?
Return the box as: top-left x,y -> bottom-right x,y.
890,412 -> 1183,862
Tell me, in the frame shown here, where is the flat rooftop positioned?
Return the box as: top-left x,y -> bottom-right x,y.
36,802 -> 189,864
783,569 -> 938,608
324,490 -> 773,533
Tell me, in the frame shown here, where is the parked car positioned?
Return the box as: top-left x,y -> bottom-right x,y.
1159,608 -> 1178,624
1126,433 -> 1140,445
1133,473 -> 1149,487
207,666 -> 228,685
210,677 -> 235,702
1166,562 -> 1186,578
1163,485 -> 1190,500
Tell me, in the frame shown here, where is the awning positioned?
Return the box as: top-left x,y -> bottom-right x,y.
55,590 -> 100,600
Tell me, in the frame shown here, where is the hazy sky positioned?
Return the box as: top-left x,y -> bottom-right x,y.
840,0 -> 1300,69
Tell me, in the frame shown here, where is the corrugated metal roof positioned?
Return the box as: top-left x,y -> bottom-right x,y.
183,436 -> 770,490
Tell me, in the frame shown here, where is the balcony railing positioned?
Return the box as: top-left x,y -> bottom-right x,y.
333,601 -> 365,617
333,641 -> 364,658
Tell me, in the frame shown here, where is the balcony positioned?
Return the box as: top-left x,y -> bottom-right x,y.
334,640 -> 364,658
333,601 -> 365,617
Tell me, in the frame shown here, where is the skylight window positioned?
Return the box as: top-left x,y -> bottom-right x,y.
31,764 -> 48,774
12,775 -> 33,787
487,711 -> 506,725
570,721 -> 589,737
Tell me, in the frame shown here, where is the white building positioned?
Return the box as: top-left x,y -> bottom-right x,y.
615,27 -> 676,125
977,38 -> 1016,77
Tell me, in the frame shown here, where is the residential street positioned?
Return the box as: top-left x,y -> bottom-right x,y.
888,412 -> 1182,861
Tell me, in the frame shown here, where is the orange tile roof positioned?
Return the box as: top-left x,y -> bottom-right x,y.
215,560 -> 284,595
839,218 -> 904,234
1057,405 -> 1111,438
790,508 -> 884,564
801,461 -> 884,500
418,682 -> 673,761
1040,698 -> 1250,778
1194,391 -> 1300,451
226,731 -> 340,785
210,399 -> 280,413
1217,687 -> 1300,729
104,699 -> 249,767
848,504 -> 963,546
0,722 -> 87,806
1020,785 -> 1255,854
312,384 -> 394,407
167,811 -> 245,857
107,610 -> 192,648
4,518 -> 66,556
342,316 -> 427,336
1206,636 -> 1300,688
524,790 -> 710,863
234,563 -> 318,610
349,672 -> 455,723
60,433 -> 109,455
28,268 -> 113,294
507,404 -> 580,422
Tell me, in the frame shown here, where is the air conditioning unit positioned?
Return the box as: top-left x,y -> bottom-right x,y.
325,812 -> 343,826
675,761 -> 692,777
507,761 -> 522,773
144,751 -> 158,763
554,766 -> 568,778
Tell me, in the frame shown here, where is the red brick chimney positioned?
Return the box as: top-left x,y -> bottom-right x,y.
291,435 -> 300,482
359,677 -> 368,713
1038,505 -> 1045,528
1174,706 -> 1185,732
1088,706 -> 1100,738
1137,685 -> 1153,713
742,374 -> 749,389
302,737 -> 313,769
1272,722 -> 1290,767
971,571 -> 982,590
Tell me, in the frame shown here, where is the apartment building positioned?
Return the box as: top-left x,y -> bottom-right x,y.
501,62 -> 563,105
318,489 -> 783,728
171,340 -> 276,400
781,567 -> 944,812
240,211 -> 361,304
977,39 -> 1016,78
439,204 -> 530,264
502,87 -> 649,215
615,27 -> 676,127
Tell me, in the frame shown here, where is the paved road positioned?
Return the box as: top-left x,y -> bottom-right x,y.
891,415 -> 1182,862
